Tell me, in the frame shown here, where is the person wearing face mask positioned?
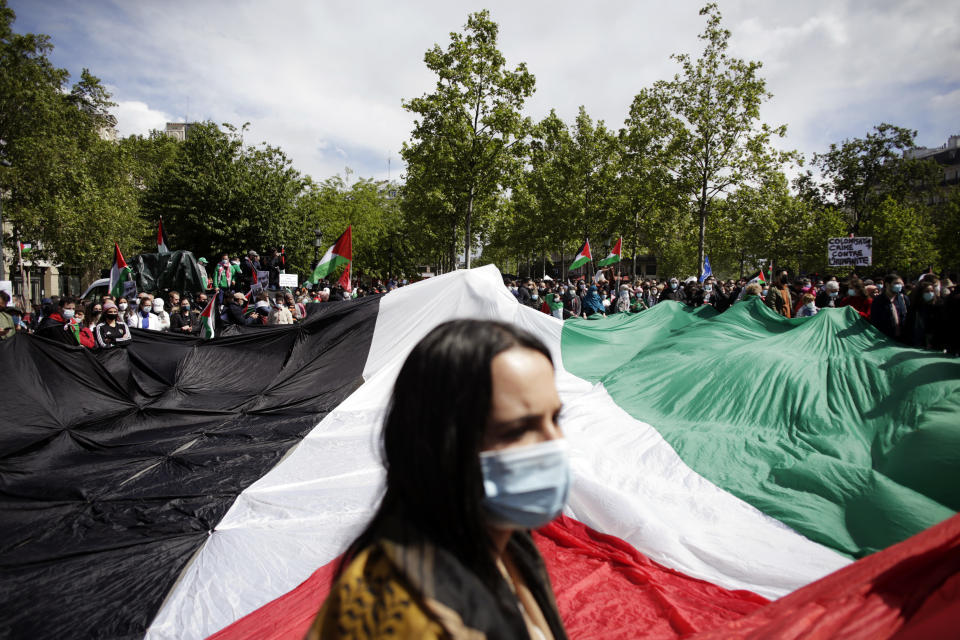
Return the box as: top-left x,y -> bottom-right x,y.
308,320 -> 569,640
795,293 -> 819,317
815,280 -> 840,309
562,285 -> 582,319
214,254 -> 235,291
870,274 -> 909,342
36,298 -> 77,344
659,278 -> 684,303
116,297 -> 134,325
837,277 -> 871,319
128,296 -> 162,331
905,281 -> 944,350
151,298 -> 171,331
74,302 -> 101,348
94,301 -> 132,348
581,285 -> 606,317
170,298 -> 198,334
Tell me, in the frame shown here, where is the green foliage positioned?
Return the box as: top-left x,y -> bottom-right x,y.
622,3 -> 792,278
294,176 -> 407,276
810,123 -> 940,234
862,197 -> 939,274
0,2 -> 144,281
142,122 -> 307,260
401,10 -> 535,268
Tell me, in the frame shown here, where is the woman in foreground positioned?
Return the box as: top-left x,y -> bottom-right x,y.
308,319 -> 569,639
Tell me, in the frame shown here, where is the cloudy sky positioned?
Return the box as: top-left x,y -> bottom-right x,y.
9,0 -> 960,183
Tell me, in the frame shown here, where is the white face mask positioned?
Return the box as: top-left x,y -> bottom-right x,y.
62,309 -> 75,320
118,302 -> 128,311
848,289 -> 856,297
152,304 -> 163,313
805,302 -> 815,309
704,284 -> 713,292
762,289 -> 769,296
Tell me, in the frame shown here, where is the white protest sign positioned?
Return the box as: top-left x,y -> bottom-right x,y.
828,237 -> 872,267
279,273 -> 298,288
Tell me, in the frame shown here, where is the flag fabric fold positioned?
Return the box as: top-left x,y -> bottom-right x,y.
596,237 -> 622,267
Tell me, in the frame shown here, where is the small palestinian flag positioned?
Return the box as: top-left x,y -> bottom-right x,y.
109,243 -> 134,299
157,218 -> 170,254
747,269 -> 767,286
199,296 -> 216,340
309,225 -> 352,284
19,242 -> 32,256
569,239 -> 592,270
596,237 -> 622,267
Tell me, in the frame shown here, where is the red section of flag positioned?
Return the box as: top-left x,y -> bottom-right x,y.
114,243 -> 127,269
205,515 -> 767,640
580,239 -> 591,259
611,237 -> 622,256
691,512 -> 960,640
334,225 -> 352,262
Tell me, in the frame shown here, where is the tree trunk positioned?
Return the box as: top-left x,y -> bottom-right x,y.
465,186 -> 474,269
698,196 -> 707,281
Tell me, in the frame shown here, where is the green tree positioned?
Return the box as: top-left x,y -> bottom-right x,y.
294,175 -> 406,278
143,122 -> 307,260
0,2 -> 143,283
401,10 -> 535,269
810,124 -> 940,234
863,197 -> 939,274
623,3 -> 790,278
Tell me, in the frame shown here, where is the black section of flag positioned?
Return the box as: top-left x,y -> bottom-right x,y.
0,296 -> 380,638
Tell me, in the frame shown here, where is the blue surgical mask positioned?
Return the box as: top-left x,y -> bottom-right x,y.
923,291 -> 935,302
892,283 -> 903,293
480,439 -> 570,530
62,309 -> 75,320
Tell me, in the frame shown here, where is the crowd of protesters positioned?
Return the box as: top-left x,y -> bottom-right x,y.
2,253 -> 957,355
0,247 -> 411,349
507,266 -> 960,354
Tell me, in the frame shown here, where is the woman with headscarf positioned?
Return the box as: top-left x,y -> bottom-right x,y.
562,287 -> 582,319
582,285 -> 605,318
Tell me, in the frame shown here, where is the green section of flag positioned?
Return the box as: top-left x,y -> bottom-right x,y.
561,298 -> 959,558
596,254 -> 621,267
568,255 -> 590,270
309,254 -> 350,284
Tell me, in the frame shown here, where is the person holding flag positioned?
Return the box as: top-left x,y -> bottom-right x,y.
308,226 -> 352,293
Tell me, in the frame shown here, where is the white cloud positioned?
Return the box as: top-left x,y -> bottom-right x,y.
35,0 -> 960,181
109,100 -> 172,138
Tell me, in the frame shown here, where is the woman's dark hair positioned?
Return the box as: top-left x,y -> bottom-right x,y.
340,319 -> 553,589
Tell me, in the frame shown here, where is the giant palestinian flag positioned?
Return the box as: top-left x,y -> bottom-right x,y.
1,266 -> 958,639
